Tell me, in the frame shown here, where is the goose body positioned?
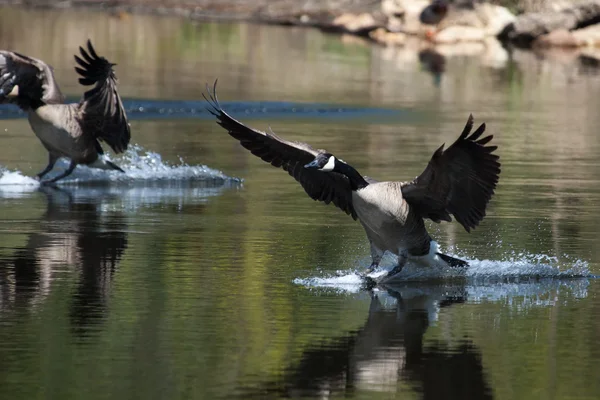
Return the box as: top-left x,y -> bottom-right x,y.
28,104 -> 96,164
353,182 -> 432,259
0,40 -> 130,183
204,84 -> 500,281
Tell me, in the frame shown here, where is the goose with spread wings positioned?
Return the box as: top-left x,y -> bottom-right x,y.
0,40 -> 130,183
204,84 -> 500,280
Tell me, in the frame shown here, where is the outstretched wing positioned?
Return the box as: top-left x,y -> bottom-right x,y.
0,50 -> 64,109
76,40 -> 130,154
401,115 -> 501,232
204,82 -> 357,219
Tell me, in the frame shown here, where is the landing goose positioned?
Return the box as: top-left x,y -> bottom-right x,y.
0,40 -> 130,183
204,84 -> 500,280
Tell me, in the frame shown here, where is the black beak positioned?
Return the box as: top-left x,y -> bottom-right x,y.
304,159 -> 320,169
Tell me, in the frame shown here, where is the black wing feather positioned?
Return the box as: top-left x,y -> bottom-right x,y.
76,39 -> 130,154
401,114 -> 501,232
203,81 -> 357,219
0,50 -> 64,109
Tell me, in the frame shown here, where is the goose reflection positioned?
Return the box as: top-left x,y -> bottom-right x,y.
239,285 -> 492,399
0,186 -> 128,336
419,48 -> 446,87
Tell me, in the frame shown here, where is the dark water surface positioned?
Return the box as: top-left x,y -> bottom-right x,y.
1,7 -> 600,400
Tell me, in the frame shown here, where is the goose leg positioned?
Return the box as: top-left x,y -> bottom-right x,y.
364,241 -> 384,274
385,250 -> 408,279
44,160 -> 77,184
35,153 -> 58,181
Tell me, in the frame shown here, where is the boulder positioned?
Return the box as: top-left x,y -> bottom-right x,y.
382,0 -> 429,19
331,12 -> 380,33
437,8 -> 486,30
369,27 -> 407,45
534,29 -> 579,47
499,1 -> 600,46
572,24 -> 600,46
475,3 -> 516,36
382,0 -> 430,35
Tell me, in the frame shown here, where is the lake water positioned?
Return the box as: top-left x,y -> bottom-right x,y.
1,7 -> 600,400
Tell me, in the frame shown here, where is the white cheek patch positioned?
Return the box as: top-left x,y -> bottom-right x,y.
8,84 -> 19,97
321,156 -> 335,171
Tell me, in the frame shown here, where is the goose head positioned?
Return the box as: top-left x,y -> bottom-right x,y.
304,153 -> 338,172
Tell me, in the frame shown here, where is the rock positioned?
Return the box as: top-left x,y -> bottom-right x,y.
419,0 -> 449,26
580,47 -> 600,61
332,12 -> 379,33
369,27 -> 407,45
436,8 -> 486,31
519,1 -> 581,13
382,0 -> 429,18
572,24 -> 600,46
381,1 -> 514,43
475,3 -> 516,37
434,25 -> 486,44
499,1 -> 600,46
534,29 -> 579,47
382,0 -> 430,35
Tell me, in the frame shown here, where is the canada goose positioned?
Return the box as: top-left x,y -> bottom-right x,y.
204,84 -> 500,281
0,40 -> 130,183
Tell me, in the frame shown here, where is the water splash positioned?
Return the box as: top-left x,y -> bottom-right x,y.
0,167 -> 39,198
294,250 -> 594,295
0,144 -> 241,192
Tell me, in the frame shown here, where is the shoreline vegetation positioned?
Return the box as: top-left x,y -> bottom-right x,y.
2,0 -> 600,62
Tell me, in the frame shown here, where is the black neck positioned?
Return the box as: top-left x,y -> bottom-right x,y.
336,162 -> 369,191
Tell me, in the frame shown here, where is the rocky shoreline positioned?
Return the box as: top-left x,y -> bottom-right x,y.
3,0 -> 600,51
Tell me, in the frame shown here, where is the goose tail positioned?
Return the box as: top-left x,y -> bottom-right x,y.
88,157 -> 125,173
106,160 -> 125,173
436,252 -> 469,268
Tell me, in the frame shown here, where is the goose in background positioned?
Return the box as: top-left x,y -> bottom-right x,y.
0,40 -> 130,183
204,83 -> 500,282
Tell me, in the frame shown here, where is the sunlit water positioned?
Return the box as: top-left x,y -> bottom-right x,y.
1,7 -> 600,400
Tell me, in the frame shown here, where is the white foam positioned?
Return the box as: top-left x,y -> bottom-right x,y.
0,168 -> 39,198
294,250 -> 594,296
0,144 -> 241,190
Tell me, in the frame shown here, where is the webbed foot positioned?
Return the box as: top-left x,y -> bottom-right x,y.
380,251 -> 408,282
360,275 -> 378,290
362,262 -> 379,276
381,264 -> 404,282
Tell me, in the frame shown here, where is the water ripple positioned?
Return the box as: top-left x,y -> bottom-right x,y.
0,99 -> 403,120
